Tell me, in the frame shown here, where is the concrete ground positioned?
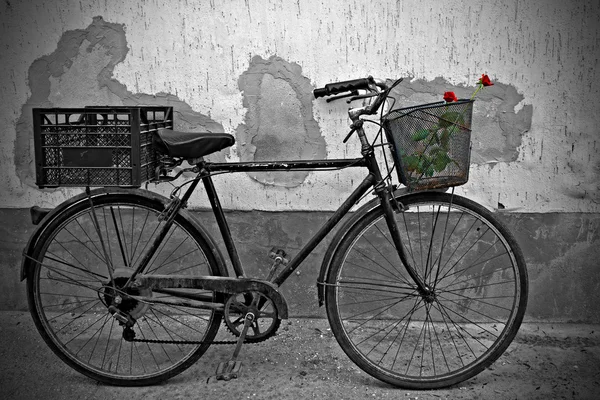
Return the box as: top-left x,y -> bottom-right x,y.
0,311 -> 599,400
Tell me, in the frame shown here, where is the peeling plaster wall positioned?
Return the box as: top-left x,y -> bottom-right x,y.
237,55 -> 326,187
0,0 -> 599,320
1,0 -> 598,212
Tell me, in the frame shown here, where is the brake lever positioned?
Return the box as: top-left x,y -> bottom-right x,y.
326,90 -> 359,103
347,93 -> 378,103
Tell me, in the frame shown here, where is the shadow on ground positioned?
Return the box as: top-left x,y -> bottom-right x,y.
1,312 -> 599,399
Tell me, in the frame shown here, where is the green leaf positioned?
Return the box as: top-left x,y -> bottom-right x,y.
411,128 -> 431,142
403,155 -> 420,171
425,165 -> 435,177
440,129 -> 451,148
428,146 -> 443,156
433,152 -> 453,172
439,111 -> 465,128
447,124 -> 460,136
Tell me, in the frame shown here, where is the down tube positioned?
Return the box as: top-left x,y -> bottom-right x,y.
272,174 -> 376,286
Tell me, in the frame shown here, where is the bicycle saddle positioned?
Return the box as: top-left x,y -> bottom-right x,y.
154,129 -> 235,159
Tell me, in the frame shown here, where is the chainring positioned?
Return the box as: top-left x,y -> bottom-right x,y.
223,291 -> 281,343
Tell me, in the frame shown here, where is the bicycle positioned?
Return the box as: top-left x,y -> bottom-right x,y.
21,76 -> 528,389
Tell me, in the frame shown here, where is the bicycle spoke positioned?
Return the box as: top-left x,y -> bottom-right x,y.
130,209 -> 151,268
437,263 -> 514,290
146,246 -> 199,275
440,251 -> 509,288
45,298 -> 101,325
110,206 -> 130,267
389,297 -> 421,371
349,247 -> 406,283
436,226 -> 494,283
148,306 -> 210,336
45,250 -> 108,281
435,298 -> 502,341
371,224 -> 416,286
144,226 -> 177,273
71,219 -> 108,265
431,217 -> 480,286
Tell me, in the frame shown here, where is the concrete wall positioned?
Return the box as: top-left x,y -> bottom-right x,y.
0,0 -> 598,322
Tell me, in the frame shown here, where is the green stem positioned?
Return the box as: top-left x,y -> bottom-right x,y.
470,83 -> 483,100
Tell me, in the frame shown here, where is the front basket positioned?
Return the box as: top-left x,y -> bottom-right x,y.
383,100 -> 473,191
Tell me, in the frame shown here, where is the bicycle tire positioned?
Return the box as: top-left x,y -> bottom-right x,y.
325,192 -> 528,389
26,191 -> 224,386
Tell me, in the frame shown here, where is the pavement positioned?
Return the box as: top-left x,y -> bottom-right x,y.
0,311 -> 599,400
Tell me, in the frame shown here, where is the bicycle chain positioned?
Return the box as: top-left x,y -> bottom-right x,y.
124,292 -> 280,345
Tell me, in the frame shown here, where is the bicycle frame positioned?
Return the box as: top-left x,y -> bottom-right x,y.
127,152 -> 429,300
203,158 -> 373,286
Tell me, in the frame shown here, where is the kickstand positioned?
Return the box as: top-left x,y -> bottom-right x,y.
211,312 -> 255,382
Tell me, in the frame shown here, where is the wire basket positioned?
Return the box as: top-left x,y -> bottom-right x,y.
383,100 -> 473,191
33,106 -> 173,188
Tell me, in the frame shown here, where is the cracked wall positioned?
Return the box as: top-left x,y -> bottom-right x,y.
236,55 -> 326,187
2,0 -> 598,213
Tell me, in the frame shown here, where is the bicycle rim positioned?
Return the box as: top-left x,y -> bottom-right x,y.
27,194 -> 222,385
325,192 -> 527,389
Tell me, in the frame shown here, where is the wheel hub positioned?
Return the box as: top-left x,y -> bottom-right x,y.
102,268 -> 151,320
420,285 -> 437,304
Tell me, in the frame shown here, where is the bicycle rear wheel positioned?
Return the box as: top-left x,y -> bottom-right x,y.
26,192 -> 224,386
325,192 -> 528,389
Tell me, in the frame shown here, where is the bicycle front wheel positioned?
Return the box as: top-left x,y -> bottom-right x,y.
325,192 -> 528,389
26,192 -> 224,386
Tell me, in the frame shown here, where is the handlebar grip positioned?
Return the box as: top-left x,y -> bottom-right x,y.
313,88 -> 329,98
313,77 -> 373,98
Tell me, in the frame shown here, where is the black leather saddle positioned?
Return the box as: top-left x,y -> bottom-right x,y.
153,129 -> 235,159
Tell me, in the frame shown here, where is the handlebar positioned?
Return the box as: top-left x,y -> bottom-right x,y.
313,76 -> 398,118
313,76 -> 391,98
313,77 -> 375,98
313,76 -> 404,144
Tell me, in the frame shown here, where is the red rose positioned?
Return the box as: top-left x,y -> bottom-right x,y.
479,74 -> 493,87
443,91 -> 458,102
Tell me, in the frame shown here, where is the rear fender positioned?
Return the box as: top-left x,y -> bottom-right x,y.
20,188 -> 228,280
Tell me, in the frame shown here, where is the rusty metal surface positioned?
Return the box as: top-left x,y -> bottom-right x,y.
135,274 -> 289,319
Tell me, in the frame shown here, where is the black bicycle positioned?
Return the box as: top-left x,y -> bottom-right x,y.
22,76 -> 528,389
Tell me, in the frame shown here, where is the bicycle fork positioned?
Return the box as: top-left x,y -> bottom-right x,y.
376,187 -> 432,298
357,125 -> 431,298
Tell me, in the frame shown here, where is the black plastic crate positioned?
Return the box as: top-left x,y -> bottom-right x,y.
33,106 -> 173,188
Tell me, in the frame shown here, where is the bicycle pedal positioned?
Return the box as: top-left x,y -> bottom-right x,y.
215,360 -> 242,381
268,247 -> 289,265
